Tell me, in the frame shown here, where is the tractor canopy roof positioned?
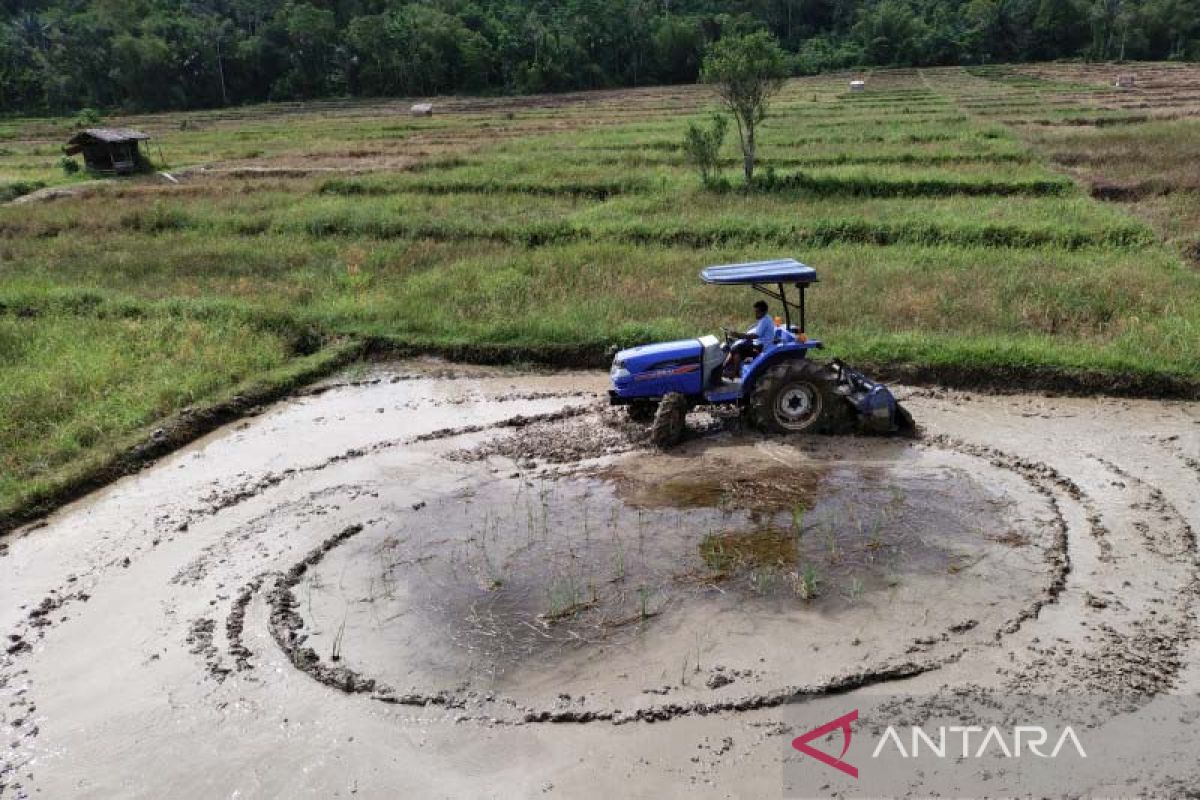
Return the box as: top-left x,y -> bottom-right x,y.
699,259 -> 817,286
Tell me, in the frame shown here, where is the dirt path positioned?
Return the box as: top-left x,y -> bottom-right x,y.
1,361 -> 1198,798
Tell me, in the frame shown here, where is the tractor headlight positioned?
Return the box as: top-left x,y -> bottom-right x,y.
610,359 -> 629,381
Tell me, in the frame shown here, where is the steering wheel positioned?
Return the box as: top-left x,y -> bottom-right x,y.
720,326 -> 739,345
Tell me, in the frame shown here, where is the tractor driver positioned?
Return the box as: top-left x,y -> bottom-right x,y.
724,300 -> 775,378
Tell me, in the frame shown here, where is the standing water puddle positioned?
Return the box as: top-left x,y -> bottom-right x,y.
299,435 -> 1052,701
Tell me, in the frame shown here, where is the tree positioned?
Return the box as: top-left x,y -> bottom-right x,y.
348,6 -> 492,96
700,30 -> 789,184
1031,0 -> 1089,58
1136,0 -> 1200,58
111,32 -> 173,108
274,2 -> 340,99
3,0 -> 1200,116
853,0 -> 931,65
682,112 -> 729,186
652,15 -> 705,83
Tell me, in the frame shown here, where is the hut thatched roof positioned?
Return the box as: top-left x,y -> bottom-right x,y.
64,128 -> 151,154
72,128 -> 151,143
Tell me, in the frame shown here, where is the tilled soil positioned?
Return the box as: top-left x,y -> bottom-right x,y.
0,361 -> 1198,798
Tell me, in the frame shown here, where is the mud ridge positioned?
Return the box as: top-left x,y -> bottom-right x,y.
1151,433 -> 1200,484
864,361 -> 1200,400
516,658 -> 954,726
298,369 -> 572,396
1089,455 -> 1197,558
265,522 -> 454,703
266,524 -> 381,695
925,435 -> 1075,634
186,617 -> 231,682
268,516 -> 961,724
227,573 -> 269,672
604,658 -> 956,726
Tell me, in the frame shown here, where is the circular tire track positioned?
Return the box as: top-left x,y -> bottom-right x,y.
249,432 -> 1089,726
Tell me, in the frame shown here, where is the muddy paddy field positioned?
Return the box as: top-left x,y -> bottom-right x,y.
4,62 -> 1200,797
1,360 -> 1197,797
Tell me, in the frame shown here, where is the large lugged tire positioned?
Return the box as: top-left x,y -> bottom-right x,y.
747,359 -> 842,434
649,392 -> 688,448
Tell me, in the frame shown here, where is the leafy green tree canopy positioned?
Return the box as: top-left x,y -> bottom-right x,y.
1,0 -> 1199,114
701,30 -> 788,183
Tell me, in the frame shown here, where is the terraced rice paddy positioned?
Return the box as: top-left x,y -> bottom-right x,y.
2,64 -> 1200,522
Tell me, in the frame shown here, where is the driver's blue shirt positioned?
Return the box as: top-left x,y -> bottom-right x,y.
748,315 -> 776,346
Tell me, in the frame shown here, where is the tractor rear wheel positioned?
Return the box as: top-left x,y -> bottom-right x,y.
627,400 -> 657,423
748,360 -> 841,434
649,392 -> 688,448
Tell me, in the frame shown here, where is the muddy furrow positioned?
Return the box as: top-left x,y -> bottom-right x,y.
923,434 -> 1075,634
929,421 -> 1200,698
1090,454 -> 1197,558
176,402 -> 599,530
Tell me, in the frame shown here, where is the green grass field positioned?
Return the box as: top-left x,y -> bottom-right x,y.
2,64 -> 1199,519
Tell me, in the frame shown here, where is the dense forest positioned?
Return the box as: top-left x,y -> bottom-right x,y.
1,0 -> 1198,113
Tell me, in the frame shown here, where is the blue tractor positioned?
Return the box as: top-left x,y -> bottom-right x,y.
608,258 -> 915,446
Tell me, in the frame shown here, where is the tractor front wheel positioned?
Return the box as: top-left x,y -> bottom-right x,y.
748,360 -> 840,434
627,400 -> 657,423
649,392 -> 688,448
894,403 -> 918,437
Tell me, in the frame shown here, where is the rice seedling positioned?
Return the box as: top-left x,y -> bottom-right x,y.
791,564 -> 821,600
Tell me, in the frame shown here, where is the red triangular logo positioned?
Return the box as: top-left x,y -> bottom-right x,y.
792,709 -> 859,779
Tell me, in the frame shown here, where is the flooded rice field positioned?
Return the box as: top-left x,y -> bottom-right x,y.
298,441 -> 1048,710
1,360 -> 1198,798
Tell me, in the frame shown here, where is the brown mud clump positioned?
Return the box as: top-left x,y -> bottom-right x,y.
449,403 -> 646,464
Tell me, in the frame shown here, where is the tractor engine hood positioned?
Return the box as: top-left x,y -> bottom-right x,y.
612,339 -> 703,376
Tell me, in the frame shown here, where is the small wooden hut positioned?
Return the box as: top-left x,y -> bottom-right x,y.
63,128 -> 151,175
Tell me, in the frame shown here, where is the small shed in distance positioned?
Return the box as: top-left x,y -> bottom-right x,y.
63,128 -> 151,175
